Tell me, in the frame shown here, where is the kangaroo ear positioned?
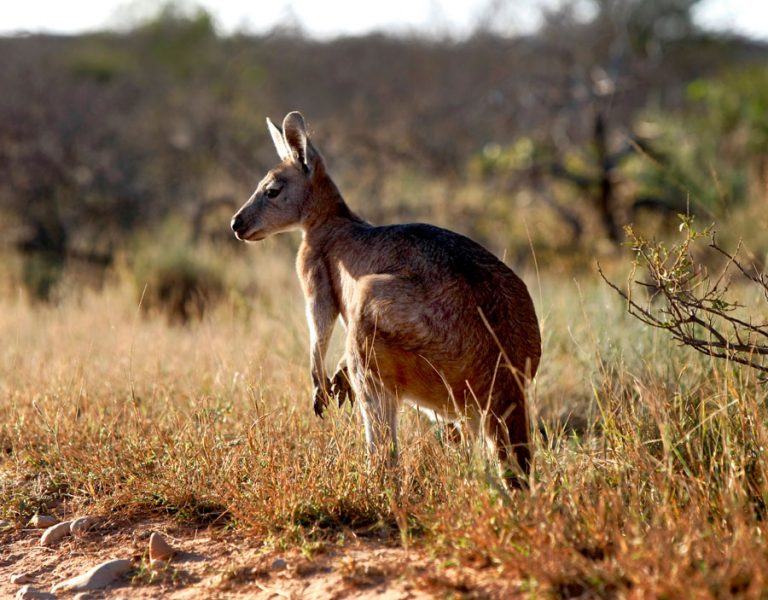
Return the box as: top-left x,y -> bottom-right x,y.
267,117 -> 291,161
282,111 -> 310,170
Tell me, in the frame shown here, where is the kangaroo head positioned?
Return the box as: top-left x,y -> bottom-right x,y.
231,111 -> 323,242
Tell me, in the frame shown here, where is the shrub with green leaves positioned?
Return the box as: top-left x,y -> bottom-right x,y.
601,216 -> 768,376
627,66 -> 768,217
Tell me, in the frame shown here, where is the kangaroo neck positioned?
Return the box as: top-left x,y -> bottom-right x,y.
297,179 -> 368,322
300,175 -> 366,242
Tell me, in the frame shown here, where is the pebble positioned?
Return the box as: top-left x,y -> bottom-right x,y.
40,521 -> 72,546
28,515 -> 57,529
0,520 -> 12,531
14,586 -> 55,600
271,558 -> 287,571
148,532 -> 174,561
10,573 -> 34,584
51,559 -> 132,593
69,516 -> 99,536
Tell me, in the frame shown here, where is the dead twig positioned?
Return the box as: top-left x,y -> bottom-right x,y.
599,217 -> 768,377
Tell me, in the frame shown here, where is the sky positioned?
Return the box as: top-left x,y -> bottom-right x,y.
1,0 -> 767,41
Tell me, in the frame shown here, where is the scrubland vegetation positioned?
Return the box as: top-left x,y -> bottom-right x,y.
2,1 -> 768,596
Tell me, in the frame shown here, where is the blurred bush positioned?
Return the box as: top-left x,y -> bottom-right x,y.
127,219 -> 225,323
21,253 -> 65,303
623,65 -> 768,220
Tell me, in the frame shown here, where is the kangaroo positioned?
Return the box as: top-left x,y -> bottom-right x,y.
231,112 -> 541,485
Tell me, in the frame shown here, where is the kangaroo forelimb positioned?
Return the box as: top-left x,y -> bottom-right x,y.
330,365 -> 354,407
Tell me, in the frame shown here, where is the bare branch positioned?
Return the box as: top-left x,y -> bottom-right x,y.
599,220 -> 768,377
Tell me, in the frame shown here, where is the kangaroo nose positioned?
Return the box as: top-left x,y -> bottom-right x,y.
231,214 -> 243,233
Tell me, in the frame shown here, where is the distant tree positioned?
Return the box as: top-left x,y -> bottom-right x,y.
590,0 -> 703,48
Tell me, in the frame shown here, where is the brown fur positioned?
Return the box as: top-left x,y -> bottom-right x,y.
232,112 -> 541,483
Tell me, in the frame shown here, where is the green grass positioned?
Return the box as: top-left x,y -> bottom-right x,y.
2,240 -> 768,597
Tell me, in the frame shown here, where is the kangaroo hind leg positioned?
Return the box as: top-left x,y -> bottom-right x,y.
484,391 -> 531,489
347,352 -> 399,473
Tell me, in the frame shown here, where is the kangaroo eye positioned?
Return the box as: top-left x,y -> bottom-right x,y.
265,187 -> 281,199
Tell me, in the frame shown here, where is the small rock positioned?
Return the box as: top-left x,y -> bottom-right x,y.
40,521 -> 71,546
148,532 -> 174,562
149,559 -> 168,569
15,585 -> 55,600
271,558 -> 287,571
10,573 -> 34,584
51,559 -> 132,593
0,520 -> 12,531
69,516 -> 99,536
28,515 -> 57,529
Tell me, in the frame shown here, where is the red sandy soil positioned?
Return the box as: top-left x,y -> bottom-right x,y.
1,518 -> 520,598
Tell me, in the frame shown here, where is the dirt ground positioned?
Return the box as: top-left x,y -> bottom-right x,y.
1,518 -> 518,599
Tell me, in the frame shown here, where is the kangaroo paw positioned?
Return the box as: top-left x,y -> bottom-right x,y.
330,367 -> 354,407
312,383 -> 330,419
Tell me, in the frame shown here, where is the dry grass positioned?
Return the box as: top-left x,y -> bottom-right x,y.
2,237 -> 768,598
